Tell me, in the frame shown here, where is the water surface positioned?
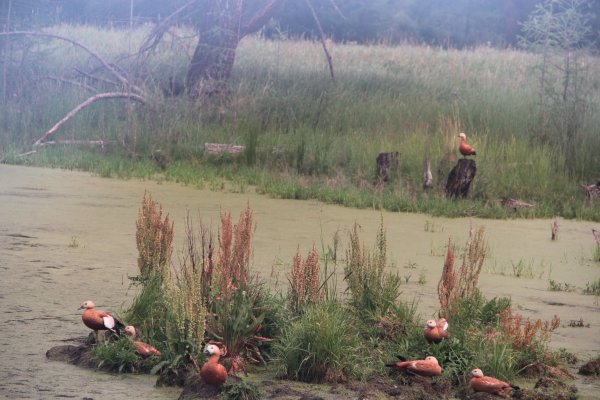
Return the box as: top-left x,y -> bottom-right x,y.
1,164 -> 599,398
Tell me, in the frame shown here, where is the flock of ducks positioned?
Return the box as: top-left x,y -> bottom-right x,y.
385,317 -> 518,397
79,301 -> 517,395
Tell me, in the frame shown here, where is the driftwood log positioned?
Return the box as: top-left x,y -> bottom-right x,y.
500,197 -> 535,211
204,143 -> 245,155
376,151 -> 399,183
445,159 -> 476,198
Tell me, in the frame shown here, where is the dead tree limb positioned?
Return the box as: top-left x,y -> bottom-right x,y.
33,92 -> 146,146
304,0 -> 335,81
0,31 -> 144,95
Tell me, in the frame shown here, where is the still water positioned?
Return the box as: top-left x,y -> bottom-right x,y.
1,164 -> 599,399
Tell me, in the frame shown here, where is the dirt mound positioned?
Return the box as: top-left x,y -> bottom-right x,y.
512,377 -> 577,400
46,344 -> 98,369
578,358 -> 600,376
519,362 -> 575,380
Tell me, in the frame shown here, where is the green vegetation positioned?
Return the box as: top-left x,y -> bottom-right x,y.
2,25 -> 600,220
75,195 -> 570,398
583,277 -> 600,296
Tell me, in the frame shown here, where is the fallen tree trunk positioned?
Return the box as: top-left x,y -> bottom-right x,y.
33,93 -> 145,146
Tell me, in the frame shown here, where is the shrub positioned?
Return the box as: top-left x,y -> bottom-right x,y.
276,301 -> 367,383
438,226 -> 487,318
288,245 -> 324,314
344,217 -> 401,319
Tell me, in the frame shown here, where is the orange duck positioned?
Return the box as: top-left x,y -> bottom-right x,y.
386,356 -> 442,377
423,318 -> 450,344
458,132 -> 477,158
79,300 -> 123,342
469,368 -> 519,396
124,325 -> 161,358
200,343 -> 228,387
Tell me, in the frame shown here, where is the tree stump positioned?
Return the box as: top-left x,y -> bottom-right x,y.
445,159 -> 476,198
376,151 -> 399,183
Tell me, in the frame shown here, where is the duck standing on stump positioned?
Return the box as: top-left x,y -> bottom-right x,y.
458,133 -> 477,158
386,356 -> 442,377
423,318 -> 450,344
469,368 -> 519,396
124,325 -> 161,358
200,343 -> 228,387
79,300 -> 123,343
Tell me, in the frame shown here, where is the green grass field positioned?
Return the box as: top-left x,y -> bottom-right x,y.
1,24 -> 599,220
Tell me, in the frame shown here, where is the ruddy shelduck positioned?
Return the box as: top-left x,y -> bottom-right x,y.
423,318 -> 450,344
124,325 -> 161,358
200,343 -> 228,387
79,300 -> 123,342
124,325 -> 142,339
469,368 -> 519,396
386,355 -> 442,377
458,132 -> 477,157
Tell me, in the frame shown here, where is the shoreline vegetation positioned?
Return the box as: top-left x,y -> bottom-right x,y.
1,24 -> 600,221
45,194 -> 596,400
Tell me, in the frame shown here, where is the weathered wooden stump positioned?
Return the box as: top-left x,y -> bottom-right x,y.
376,151 -> 399,183
445,159 -> 476,198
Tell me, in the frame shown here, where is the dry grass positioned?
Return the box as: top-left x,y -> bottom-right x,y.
135,191 -> 173,282
217,203 -> 254,295
500,308 -> 560,351
288,245 -> 324,314
438,226 -> 486,318
169,213 -> 212,344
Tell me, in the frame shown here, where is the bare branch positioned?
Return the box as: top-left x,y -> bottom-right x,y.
33,92 -> 146,146
138,0 -> 201,56
241,0 -> 285,37
0,31 -> 144,95
304,0 -> 335,81
73,67 -> 120,87
40,76 -> 97,93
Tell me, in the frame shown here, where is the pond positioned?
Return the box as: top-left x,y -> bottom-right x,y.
1,164 -> 599,398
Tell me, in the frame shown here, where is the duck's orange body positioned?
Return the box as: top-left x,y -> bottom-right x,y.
200,344 -> 228,387
124,325 -> 160,357
470,369 -> 516,396
458,133 -> 477,157
423,318 -> 450,344
386,356 -> 442,377
79,300 -> 122,335
133,341 -> 161,358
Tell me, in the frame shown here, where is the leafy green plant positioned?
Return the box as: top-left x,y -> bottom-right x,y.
220,380 -> 263,400
94,337 -> 146,373
583,277 -> 600,295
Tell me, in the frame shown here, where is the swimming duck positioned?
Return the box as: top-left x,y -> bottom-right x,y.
458,133 -> 477,157
423,318 -> 450,344
79,300 -> 123,342
200,343 -> 228,387
386,355 -> 442,377
124,325 -> 161,358
469,368 -> 519,396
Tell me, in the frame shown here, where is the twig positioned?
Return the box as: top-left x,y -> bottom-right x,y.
33,92 -> 146,146
39,75 -> 97,93
304,0 -> 335,81
0,31 -> 144,95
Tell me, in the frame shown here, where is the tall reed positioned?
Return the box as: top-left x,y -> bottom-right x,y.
438,226 -> 487,318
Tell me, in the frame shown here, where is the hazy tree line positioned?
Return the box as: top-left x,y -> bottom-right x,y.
1,0 -> 598,48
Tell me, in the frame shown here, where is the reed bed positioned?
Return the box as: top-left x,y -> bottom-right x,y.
2,24 -> 600,219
